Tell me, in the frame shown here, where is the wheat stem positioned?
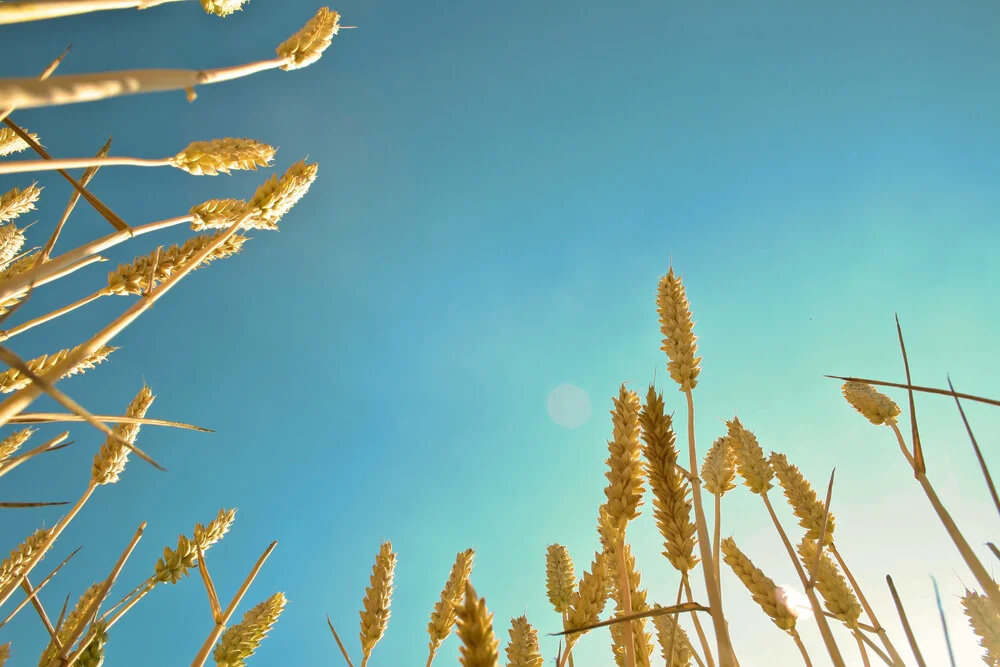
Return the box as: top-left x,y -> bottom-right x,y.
0,430 -> 67,478
0,0 -> 186,25
829,545 -> 904,666
0,480 -> 96,609
0,215 -> 191,304
189,540 -> 277,667
791,633 -> 813,667
854,631 -> 872,667
0,291 -> 102,341
684,389 -> 732,667
21,576 -> 60,646
760,492 -> 845,667
682,575 -> 714,667
0,209 -> 250,433
0,155 -> 170,176
0,546 -> 78,631
889,422 -> 1000,610
615,533 -> 637,667
63,521 -> 146,666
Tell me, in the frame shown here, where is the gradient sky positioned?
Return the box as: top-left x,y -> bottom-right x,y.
2,0 -> 999,665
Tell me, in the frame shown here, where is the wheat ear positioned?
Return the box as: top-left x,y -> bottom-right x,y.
702,435 -> 736,586
558,552 -> 611,667
0,183 -> 41,223
962,589 -> 1000,665
0,157 -> 305,302
0,126 -> 41,155
0,344 -> 116,394
212,592 -> 286,667
844,381 -> 1000,611
0,427 -> 33,461
546,545 -> 576,614
0,7 -> 344,109
457,582 -> 500,667
651,605 -> 695,667
657,266 -> 732,667
504,615 -> 544,667
426,548 -> 476,666
359,540 -> 396,667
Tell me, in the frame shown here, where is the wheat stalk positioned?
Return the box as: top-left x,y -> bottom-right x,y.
0,7 -> 344,109
656,266 -> 733,667
0,137 -> 275,176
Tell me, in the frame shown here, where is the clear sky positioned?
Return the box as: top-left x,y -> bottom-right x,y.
2,0 -> 999,665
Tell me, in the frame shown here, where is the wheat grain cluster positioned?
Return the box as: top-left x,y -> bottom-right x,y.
0,2 -> 348,664
324,265 -> 999,667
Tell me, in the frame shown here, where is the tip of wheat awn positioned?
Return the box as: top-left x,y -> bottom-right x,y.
171,138 -> 275,176
841,381 -> 902,426
277,7 -> 342,71
200,0 -> 250,17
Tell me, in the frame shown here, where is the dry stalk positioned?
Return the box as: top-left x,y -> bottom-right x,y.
0,7 -> 344,109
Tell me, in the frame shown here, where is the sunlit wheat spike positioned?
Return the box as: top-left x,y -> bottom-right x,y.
0,642 -> 8,667
0,182 -> 41,223
770,452 -> 836,544
841,381 -> 902,426
545,544 -> 576,614
359,540 -> 396,665
213,592 -> 286,667
0,127 -> 40,157
650,607 -> 694,667
91,384 -> 155,485
725,416 -> 774,495
427,548 -> 476,656
603,384 -> 645,532
106,231 -> 248,295
504,615 -> 543,667
701,435 -> 737,497
190,198 -> 267,231
456,582 -> 500,667
154,508 -> 237,584
565,552 -> 611,634
656,267 -> 701,391
39,581 -> 103,666
0,344 -> 117,394
962,589 -> 1000,665
0,527 -> 52,593
0,426 -> 33,461
170,138 -> 275,175
248,159 -> 318,227
201,0 -> 250,17
720,537 -> 796,632
0,223 -> 28,270
277,7 -> 342,70
797,538 -> 861,627
640,385 -> 698,572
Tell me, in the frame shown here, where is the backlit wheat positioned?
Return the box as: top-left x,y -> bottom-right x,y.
359,540 -> 396,666
962,589 -> 1000,666
91,384 -> 155,485
0,127 -> 40,156
797,539 -> 861,627
639,385 -> 698,572
603,384 -> 645,533
277,7 -> 341,70
0,183 -> 41,223
841,382 -> 901,426
504,615 -> 543,667
545,544 -> 576,614
0,427 -> 33,461
171,138 -> 275,175
427,548 -> 476,663
213,592 -> 286,667
0,344 -> 117,394
725,417 -> 773,495
656,267 -> 701,391
770,452 -> 835,545
456,582 -> 500,667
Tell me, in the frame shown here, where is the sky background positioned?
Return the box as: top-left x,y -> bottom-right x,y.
1,0 -> 999,665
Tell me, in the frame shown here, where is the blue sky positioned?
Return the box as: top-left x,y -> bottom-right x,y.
1,0 -> 999,665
